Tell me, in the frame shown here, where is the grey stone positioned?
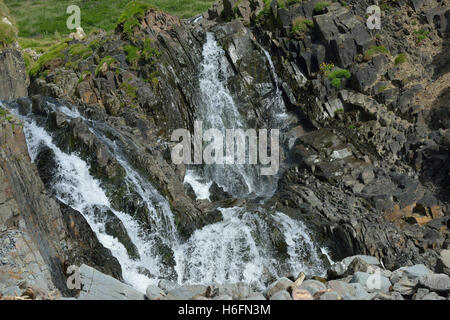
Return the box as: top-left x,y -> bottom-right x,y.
393,264 -> 433,281
266,277 -> 293,298
146,285 -> 166,300
299,279 -> 326,296
414,288 -> 430,300
420,292 -> 446,300
419,274 -> 450,292
392,276 -> 418,296
78,265 -> 144,300
327,280 -> 356,300
270,290 -> 292,300
349,283 -> 372,300
215,283 -> 253,299
158,279 -> 179,293
1,285 -> 21,297
166,285 -> 208,300
319,291 -> 340,300
243,293 -> 266,300
350,272 -> 392,293
213,295 -> 233,300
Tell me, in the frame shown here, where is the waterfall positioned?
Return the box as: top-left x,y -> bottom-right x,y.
0,32 -> 327,293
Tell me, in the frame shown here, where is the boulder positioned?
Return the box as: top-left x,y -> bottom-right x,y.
351,272 -> 392,293
266,277 -> 293,298
78,265 -> 144,300
436,250 -> 450,275
215,283 -> 253,299
391,264 -> 433,282
319,291 -> 340,300
418,274 -> 450,293
326,280 -> 356,300
299,279 -> 327,296
146,285 -> 166,300
165,285 -> 208,300
270,290 -> 292,300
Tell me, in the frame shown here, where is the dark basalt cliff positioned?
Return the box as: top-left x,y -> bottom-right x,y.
0,0 -> 448,300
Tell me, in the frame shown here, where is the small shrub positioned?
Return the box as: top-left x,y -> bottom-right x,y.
395,53 -> 407,65
117,1 -> 153,37
363,45 -> 389,60
291,17 -> 314,38
328,68 -> 351,89
320,62 -> 335,74
119,81 -> 137,99
29,42 -> 68,77
414,29 -> 429,44
142,38 -> 160,61
313,2 -> 331,13
68,44 -> 93,59
124,44 -> 141,68
331,78 -> 342,89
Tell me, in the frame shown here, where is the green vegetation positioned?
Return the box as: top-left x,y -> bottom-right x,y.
363,45 -> 389,60
0,0 -> 17,48
291,17 -> 314,39
95,56 -> 118,76
394,53 -> 407,65
363,45 -> 390,62
328,68 -> 351,89
5,0 -> 216,39
313,2 -> 331,13
320,62 -> 335,74
28,41 -> 68,77
124,44 -> 141,68
142,38 -> 160,61
117,1 -> 154,37
379,0 -> 391,11
119,81 -> 137,99
78,70 -> 91,83
377,85 -> 387,93
123,38 -> 160,69
414,29 -> 429,44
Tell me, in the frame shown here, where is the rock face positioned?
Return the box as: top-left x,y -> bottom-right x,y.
0,45 -> 28,100
0,0 -> 449,300
0,107 -> 122,298
78,264 -> 143,300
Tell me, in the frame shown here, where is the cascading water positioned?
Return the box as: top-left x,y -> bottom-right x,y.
0,31 -> 327,293
179,33 -> 327,288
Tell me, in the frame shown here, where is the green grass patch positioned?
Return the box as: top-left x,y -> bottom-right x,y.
5,0 -> 216,39
291,17 -> 313,39
394,53 -> 407,65
0,0 -> 18,48
95,56 -> 118,76
119,81 -> 137,99
28,41 -> 68,77
313,2 -> 331,13
328,68 -> 351,89
363,45 -> 389,60
414,29 -> 429,44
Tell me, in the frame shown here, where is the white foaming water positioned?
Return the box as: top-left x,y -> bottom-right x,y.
193,32 -> 264,197
183,170 -> 212,200
173,207 -> 276,288
23,119 -> 156,293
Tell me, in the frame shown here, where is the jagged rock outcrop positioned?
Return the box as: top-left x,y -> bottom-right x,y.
0,0 -> 448,299
0,107 -> 122,298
